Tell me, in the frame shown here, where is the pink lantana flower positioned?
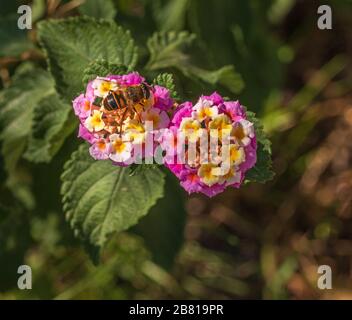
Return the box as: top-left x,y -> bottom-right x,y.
153,85 -> 173,111
72,72 -> 175,166
89,138 -> 110,160
160,92 -> 257,197
78,124 -> 96,143
72,94 -> 91,119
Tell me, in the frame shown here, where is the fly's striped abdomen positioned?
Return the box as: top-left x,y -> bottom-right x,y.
103,91 -> 127,111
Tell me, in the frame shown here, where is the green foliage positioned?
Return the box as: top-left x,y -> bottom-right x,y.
133,171 -> 186,269
0,68 -> 55,173
146,31 -> 196,70
146,31 -> 244,94
79,0 -> 117,20
153,73 -> 179,100
245,110 -> 274,183
82,59 -> 128,86
183,64 -> 244,94
24,94 -> 76,163
61,144 -> 165,259
37,17 -> 138,100
0,1 -> 275,282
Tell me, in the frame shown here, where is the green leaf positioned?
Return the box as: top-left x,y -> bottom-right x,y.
0,15 -> 33,57
82,59 -> 128,86
246,144 -> 274,183
0,68 -> 55,173
146,31 -> 196,71
24,94 -> 76,163
133,171 -> 186,270
182,64 -> 244,94
245,110 -> 274,183
0,67 -> 54,208
79,0 -> 117,20
37,17 -> 138,100
146,31 -> 243,94
246,110 -> 272,154
153,73 -> 179,100
61,144 -> 165,259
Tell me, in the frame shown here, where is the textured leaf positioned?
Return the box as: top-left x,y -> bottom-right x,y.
61,144 -> 165,258
24,94 -> 76,163
79,0 -> 117,20
0,67 -> 54,208
37,17 -> 138,100
0,68 -> 55,173
245,110 -> 274,183
153,73 -> 179,100
133,171 -> 186,269
183,64 -> 244,94
146,31 -> 243,94
146,31 -> 196,71
82,59 -> 128,86
246,110 -> 272,154
245,144 -> 274,183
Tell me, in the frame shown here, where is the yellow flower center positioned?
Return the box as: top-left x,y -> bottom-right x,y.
83,100 -> 90,111
229,145 -> 243,163
112,139 -> 126,153
198,164 -> 220,186
91,112 -> 103,127
181,119 -> 201,142
198,107 -> 214,119
232,123 -> 245,140
99,81 -> 114,95
96,140 -> 106,151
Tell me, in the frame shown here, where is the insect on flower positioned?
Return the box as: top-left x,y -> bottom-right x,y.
73,72 -> 175,166
95,77 -> 154,134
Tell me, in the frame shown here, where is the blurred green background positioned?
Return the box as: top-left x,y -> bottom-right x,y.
1,0 -> 352,299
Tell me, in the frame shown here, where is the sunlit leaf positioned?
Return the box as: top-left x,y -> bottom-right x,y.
61,144 -> 165,260
82,59 -> 128,86
37,17 -> 138,100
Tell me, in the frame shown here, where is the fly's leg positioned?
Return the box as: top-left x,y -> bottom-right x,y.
133,106 -> 143,123
118,108 -> 128,136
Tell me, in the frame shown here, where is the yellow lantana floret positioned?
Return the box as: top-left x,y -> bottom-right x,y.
84,110 -> 105,132
109,134 -> 132,162
180,118 -> 202,142
192,99 -> 218,121
198,163 -> 221,186
209,114 -> 233,140
92,79 -> 118,97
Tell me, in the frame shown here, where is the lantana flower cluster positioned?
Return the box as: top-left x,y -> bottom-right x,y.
159,93 -> 257,197
73,72 -> 173,165
72,73 -> 257,197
